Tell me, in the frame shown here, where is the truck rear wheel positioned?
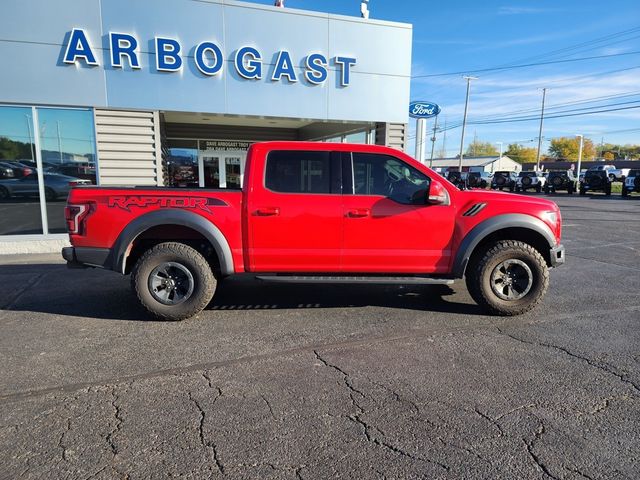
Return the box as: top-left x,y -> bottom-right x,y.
466,240 -> 549,316
131,242 -> 216,321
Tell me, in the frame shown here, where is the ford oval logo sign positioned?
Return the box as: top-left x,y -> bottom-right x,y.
409,101 -> 441,119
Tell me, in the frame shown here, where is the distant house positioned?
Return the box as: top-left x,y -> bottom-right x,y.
428,155 -> 522,173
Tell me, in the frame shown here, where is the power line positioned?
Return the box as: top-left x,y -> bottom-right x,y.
412,50 -> 640,78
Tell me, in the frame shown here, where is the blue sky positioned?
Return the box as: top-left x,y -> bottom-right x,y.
253,0 -> 640,157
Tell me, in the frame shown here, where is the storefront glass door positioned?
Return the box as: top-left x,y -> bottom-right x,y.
198,151 -> 245,189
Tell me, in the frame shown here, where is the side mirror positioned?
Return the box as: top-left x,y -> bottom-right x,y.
428,180 -> 450,206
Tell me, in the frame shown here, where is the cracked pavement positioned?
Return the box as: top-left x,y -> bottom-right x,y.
1,195 -> 639,479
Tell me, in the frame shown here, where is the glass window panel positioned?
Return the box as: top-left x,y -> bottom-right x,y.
0,106 -> 42,235
265,151 -> 331,194
37,108 -> 96,234
345,131 -> 367,144
351,153 -> 430,205
166,140 -> 198,187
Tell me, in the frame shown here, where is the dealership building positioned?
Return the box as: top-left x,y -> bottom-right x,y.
0,0 -> 412,252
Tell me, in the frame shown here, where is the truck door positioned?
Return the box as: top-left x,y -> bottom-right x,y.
341,152 -> 455,274
247,149 -> 343,272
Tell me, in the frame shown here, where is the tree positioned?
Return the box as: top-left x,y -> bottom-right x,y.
504,143 -> 538,164
603,151 -> 615,161
548,137 -> 595,160
465,140 -> 498,157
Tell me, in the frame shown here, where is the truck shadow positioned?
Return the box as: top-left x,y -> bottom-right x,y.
0,264 -> 484,321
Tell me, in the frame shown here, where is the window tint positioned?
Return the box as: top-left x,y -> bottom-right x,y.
351,153 -> 430,205
265,150 -> 332,194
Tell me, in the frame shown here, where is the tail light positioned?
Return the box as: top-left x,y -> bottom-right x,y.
65,204 -> 91,235
23,168 -> 32,176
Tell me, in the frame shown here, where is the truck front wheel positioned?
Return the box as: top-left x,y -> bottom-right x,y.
466,240 -> 549,316
131,242 -> 216,321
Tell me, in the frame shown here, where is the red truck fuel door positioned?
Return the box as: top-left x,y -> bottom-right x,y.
341,152 -> 455,274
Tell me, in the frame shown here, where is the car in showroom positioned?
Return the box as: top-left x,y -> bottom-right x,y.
490,171 -> 518,191
544,171 -> 576,194
515,171 -> 546,193
622,169 -> 640,197
0,172 -> 91,201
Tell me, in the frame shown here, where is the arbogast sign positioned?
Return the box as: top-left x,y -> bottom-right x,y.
62,28 -> 358,86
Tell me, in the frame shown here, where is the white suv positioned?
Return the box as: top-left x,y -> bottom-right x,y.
622,169 -> 640,197
515,171 -> 546,193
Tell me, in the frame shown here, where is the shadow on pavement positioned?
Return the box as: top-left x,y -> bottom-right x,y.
0,264 -> 483,321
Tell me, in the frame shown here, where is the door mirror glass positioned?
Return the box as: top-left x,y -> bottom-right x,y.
428,180 -> 450,206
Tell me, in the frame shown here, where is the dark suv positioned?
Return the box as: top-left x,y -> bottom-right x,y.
580,170 -> 611,196
622,169 -> 640,197
491,171 -> 517,191
545,171 -> 576,194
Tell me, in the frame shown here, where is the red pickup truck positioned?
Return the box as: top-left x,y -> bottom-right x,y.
63,142 -> 565,320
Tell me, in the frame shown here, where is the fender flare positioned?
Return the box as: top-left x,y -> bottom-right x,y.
110,209 -> 234,276
452,213 -> 556,278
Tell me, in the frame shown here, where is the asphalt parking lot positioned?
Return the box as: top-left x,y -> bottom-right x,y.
1,193 -> 639,479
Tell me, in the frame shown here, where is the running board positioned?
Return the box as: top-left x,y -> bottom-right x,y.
255,275 -> 454,285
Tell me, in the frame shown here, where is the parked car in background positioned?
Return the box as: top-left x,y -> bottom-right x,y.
467,171 -> 492,189
580,170 -> 612,196
1,161 -> 33,178
0,172 -> 91,201
545,171 -> 576,194
446,170 -> 466,189
622,169 -> 640,197
491,171 -> 518,191
516,171 -> 546,193
0,162 -> 16,180
587,164 -> 629,182
47,163 -> 96,182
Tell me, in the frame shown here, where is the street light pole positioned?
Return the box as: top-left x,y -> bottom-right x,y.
535,88 -> 547,171
576,134 -> 584,181
458,76 -> 477,172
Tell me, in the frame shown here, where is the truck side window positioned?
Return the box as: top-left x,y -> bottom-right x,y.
351,153 -> 430,205
265,151 -> 332,194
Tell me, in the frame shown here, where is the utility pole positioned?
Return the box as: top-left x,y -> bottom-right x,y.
442,117 -> 447,158
495,142 -> 503,173
25,114 -> 36,162
458,76 -> 477,172
429,115 -> 438,168
535,88 -> 547,171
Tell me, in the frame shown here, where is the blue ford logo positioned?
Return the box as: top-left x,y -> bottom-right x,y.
409,101 -> 441,119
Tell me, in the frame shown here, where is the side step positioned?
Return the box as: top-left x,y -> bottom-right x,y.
255,275 -> 454,285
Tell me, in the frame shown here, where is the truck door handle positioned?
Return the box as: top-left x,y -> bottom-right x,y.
254,207 -> 280,216
346,208 -> 370,218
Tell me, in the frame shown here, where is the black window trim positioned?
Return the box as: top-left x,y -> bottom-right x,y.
262,149 -> 342,196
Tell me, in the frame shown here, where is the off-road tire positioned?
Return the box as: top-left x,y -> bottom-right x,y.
544,185 -> 550,194
131,242 -> 216,321
605,185 -> 611,196
535,184 -> 542,193
567,183 -> 574,195
465,240 -> 549,316
579,186 -> 586,195
622,187 -> 628,197
0,186 -> 9,200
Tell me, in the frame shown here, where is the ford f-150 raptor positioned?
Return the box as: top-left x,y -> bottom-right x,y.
63,142 -> 565,320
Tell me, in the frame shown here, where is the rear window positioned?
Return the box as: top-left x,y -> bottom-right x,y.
628,170 -> 640,177
265,150 -> 332,194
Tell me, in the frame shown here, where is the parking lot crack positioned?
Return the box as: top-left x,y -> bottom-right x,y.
106,387 -> 123,456
314,350 -> 449,472
496,328 -> 640,396
523,419 -> 559,480
261,394 -> 277,421
473,407 -> 505,437
189,391 -> 224,475
57,416 -> 72,463
563,465 -> 595,480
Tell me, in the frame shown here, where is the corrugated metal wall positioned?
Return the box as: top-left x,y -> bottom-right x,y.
95,109 -> 161,186
376,123 -> 407,152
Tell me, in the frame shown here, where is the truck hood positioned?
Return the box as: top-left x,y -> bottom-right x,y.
457,189 -> 559,211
